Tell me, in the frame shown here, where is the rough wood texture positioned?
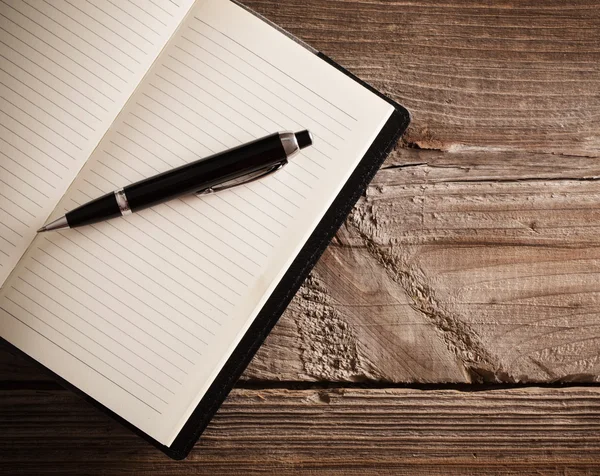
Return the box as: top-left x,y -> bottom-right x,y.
2,0 -> 600,473
1,0 -> 599,386
2,387 -> 600,475
240,0 -> 600,384
246,0 -> 600,157
6,157 -> 600,384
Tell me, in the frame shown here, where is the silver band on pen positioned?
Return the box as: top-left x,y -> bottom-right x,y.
114,188 -> 132,216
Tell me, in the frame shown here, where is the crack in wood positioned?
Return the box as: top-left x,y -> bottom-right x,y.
347,205 -> 512,383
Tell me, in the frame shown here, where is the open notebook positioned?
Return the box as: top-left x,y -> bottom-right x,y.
0,0 -> 409,458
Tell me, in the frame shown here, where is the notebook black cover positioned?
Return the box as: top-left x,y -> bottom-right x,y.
0,12 -> 410,461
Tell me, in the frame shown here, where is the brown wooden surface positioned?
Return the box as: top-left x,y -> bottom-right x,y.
2,0 -> 600,473
3,387 -> 600,475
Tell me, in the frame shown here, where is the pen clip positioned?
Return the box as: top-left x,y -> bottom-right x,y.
196,162 -> 285,196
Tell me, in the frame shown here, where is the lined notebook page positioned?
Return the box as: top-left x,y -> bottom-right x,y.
0,0 -> 195,284
0,0 -> 394,446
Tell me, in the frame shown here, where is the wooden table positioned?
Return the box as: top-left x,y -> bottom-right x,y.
2,0 -> 600,474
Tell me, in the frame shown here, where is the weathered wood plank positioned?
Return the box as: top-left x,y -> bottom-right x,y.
246,0 -> 600,384
344,179 -> 600,383
1,1 -> 599,387
2,0 -> 600,474
4,154 -> 600,384
243,0 -> 600,156
1,387 -> 600,474
1,1 -> 599,386
384,148 -> 600,183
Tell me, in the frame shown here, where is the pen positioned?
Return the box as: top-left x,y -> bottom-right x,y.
38,130 -> 313,233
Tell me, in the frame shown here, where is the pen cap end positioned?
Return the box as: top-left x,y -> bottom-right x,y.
295,130 -> 313,150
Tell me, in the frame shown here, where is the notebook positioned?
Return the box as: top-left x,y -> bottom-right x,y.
0,0 -> 409,459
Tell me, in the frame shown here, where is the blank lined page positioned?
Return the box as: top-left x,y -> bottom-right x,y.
0,0 -> 394,446
0,0 -> 195,285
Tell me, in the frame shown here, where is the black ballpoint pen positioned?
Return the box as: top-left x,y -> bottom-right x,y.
38,130 -> 313,233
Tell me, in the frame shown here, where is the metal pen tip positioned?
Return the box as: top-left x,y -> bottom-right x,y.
37,216 -> 69,233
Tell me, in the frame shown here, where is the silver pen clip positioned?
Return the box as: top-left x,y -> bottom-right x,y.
196,162 -> 285,196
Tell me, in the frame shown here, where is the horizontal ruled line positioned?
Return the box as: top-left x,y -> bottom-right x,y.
43,237 -> 212,344
18,275 -> 188,380
125,0 -> 167,27
28,257 -> 198,364
64,0 -> 148,55
0,120 -> 69,169
0,192 -> 36,218
0,93 -> 82,149
0,161 -> 50,200
42,0 -> 140,67
181,35 -> 347,141
72,190 -> 239,315
0,23 -> 116,104
22,0 -> 135,76
82,0 -> 153,46
0,305 -> 163,413
0,205 -> 29,227
0,2 -> 123,91
105,0 -> 159,36
20,270 -> 192,371
154,72 -> 253,139
0,0 -> 391,432
10,286 -> 181,392
64,228 -> 218,333
0,63 -> 95,130
0,228 -> 17,246
195,16 -> 358,122
0,107 -> 78,160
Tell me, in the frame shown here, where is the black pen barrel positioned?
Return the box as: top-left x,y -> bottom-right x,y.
66,192 -> 122,228
125,132 -> 286,212
60,131 -> 313,230
65,132 -> 292,229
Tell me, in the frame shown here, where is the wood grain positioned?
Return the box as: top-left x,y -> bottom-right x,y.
3,157 -> 600,384
249,176 -> 600,383
2,0 -> 600,473
243,0 -> 600,384
243,0 -> 600,157
1,0 -> 598,386
1,387 -> 600,475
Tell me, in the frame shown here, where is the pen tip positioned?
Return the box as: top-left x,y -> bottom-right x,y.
37,216 -> 69,232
